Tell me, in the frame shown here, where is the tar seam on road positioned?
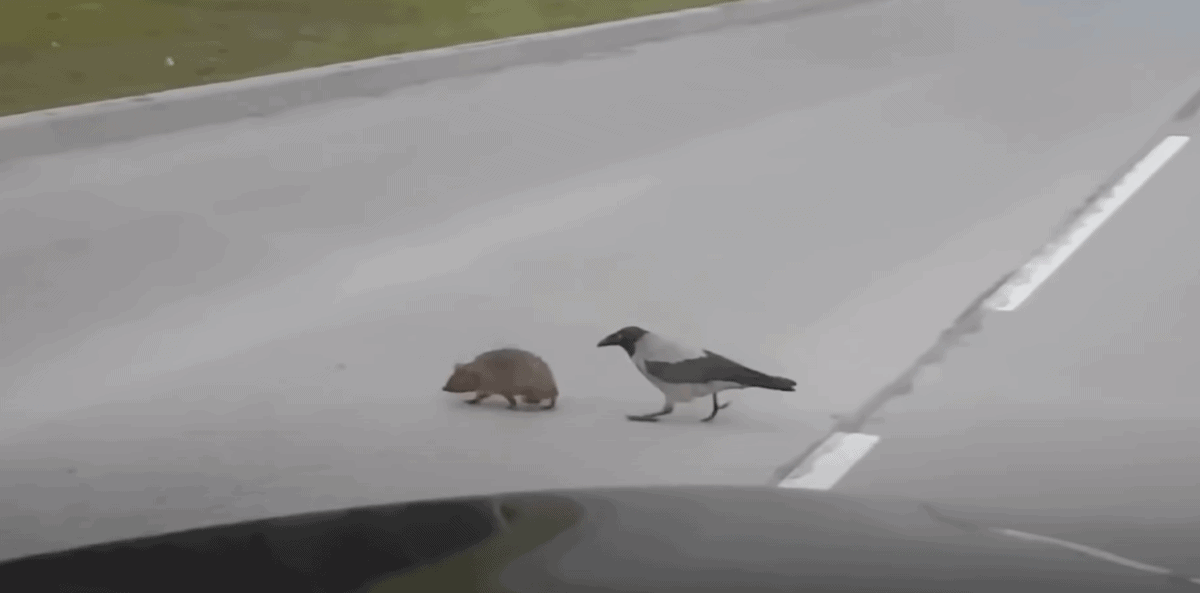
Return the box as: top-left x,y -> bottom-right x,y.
769,276 -> 994,485
1173,86 -> 1200,122
770,124 -> 1195,487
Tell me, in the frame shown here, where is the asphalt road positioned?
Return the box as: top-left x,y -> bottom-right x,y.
3,0 -> 1200,563
838,126 -> 1200,571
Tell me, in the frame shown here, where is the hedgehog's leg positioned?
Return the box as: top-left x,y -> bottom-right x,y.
543,393 -> 557,410
500,393 -> 519,409
468,392 -> 491,405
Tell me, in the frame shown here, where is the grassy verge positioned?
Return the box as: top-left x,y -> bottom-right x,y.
0,0 -> 739,117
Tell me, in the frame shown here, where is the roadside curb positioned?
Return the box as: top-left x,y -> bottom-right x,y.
0,0 -> 884,163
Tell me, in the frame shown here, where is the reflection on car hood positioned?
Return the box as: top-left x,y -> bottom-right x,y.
1,485 -> 1198,593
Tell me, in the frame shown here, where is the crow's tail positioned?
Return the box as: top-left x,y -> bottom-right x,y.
746,374 -> 797,392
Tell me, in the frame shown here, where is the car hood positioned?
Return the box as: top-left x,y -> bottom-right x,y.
1,485 -> 1197,593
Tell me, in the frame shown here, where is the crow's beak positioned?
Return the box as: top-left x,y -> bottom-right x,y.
597,332 -> 621,348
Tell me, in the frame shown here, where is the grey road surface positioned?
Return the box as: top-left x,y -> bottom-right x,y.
3,0 -> 1200,563
837,131 -> 1200,572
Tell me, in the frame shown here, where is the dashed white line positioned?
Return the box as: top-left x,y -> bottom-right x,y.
985,134 -> 1191,312
773,134 -> 1192,491
776,432 -> 881,490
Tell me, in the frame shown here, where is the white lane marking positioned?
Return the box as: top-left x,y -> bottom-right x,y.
777,432 -> 881,491
335,176 -> 659,300
991,528 -> 1176,576
985,134 -> 1191,312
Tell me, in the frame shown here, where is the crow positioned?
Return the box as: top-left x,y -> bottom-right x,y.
598,325 -> 797,422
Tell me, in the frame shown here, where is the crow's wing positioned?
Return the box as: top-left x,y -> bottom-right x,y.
643,350 -> 780,386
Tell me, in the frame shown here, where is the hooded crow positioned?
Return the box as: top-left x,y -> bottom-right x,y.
597,326 -> 797,422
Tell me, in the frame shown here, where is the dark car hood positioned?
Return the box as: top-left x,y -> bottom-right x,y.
1,485 -> 1197,593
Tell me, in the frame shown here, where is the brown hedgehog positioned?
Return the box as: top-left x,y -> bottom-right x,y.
442,348 -> 559,410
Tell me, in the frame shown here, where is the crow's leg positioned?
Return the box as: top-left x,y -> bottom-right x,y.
700,393 -> 732,422
627,404 -> 674,422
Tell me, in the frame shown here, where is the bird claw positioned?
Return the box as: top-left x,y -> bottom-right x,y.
700,401 -> 731,422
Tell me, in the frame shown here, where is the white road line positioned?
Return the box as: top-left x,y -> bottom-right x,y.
985,134 -> 1191,312
777,432 -> 881,490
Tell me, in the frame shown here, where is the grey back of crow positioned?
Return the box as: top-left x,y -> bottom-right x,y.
643,350 -> 797,392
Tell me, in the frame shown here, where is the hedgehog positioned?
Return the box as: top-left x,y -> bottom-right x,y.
442,348 -> 559,410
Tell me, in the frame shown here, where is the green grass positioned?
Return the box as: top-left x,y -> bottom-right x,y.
0,0 -> 738,117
